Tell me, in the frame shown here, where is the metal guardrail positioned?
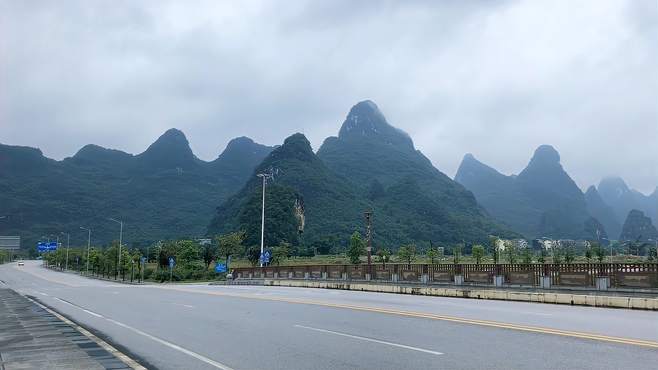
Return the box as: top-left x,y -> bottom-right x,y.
232,263 -> 658,290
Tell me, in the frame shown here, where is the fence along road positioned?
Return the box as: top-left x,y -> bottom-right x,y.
233,262 -> 658,290
1,261 -> 657,370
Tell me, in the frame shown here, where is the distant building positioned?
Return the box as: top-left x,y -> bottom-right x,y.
197,238 -> 212,246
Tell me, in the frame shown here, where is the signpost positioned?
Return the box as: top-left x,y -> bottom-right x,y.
260,250 -> 271,266
168,257 -> 175,283
140,256 -> 146,283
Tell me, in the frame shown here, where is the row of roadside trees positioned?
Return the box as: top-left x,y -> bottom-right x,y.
345,232 -> 655,265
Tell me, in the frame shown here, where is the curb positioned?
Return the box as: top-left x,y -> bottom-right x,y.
265,279 -> 658,310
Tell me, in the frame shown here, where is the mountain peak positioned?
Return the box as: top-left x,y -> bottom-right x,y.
137,128 -> 196,168
337,100 -> 413,148
282,133 -> 313,151
599,176 -> 630,194
529,145 -> 560,165
217,136 -> 265,159
71,144 -> 132,164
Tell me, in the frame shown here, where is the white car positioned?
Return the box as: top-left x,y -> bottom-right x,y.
17,261 -> 24,266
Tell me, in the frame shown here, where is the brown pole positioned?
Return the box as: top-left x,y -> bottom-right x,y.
365,211 -> 373,266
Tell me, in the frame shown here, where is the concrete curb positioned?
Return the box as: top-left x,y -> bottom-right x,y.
265,279 -> 658,310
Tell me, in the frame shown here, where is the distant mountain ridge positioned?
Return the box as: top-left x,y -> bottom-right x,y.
620,209 -> 658,242
585,186 -> 622,240
0,131 -> 273,247
455,145 -> 603,240
209,101 -> 516,251
596,177 -> 657,233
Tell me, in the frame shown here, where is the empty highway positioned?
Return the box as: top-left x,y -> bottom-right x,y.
1,261 -> 656,370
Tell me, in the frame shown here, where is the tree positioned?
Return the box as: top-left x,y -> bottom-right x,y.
538,248 -> 547,264
648,247 -> 657,262
426,247 -> 438,264
595,244 -> 606,263
553,247 -> 563,264
489,236 -> 500,264
585,246 -> 593,263
471,245 -> 485,264
216,231 -> 246,261
271,242 -> 290,266
201,243 -> 217,269
521,247 -> 532,265
176,240 -> 201,268
504,240 -> 517,264
347,232 -> 365,264
246,246 -> 261,266
376,248 -> 391,266
564,247 -> 575,264
398,244 -> 416,265
453,243 -> 463,264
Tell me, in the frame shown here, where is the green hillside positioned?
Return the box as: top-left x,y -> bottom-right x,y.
0,130 -> 272,248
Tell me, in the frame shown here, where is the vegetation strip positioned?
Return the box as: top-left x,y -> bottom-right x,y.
155,285 -> 658,349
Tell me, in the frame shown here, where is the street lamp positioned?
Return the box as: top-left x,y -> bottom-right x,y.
257,173 -> 271,267
60,232 -> 70,270
80,227 -> 91,275
109,218 -> 123,278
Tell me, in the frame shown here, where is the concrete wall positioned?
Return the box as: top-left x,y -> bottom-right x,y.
264,279 -> 658,311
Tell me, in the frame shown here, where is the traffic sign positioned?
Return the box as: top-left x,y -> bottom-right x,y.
260,250 -> 271,264
215,263 -> 227,273
168,257 -> 175,268
37,241 -> 58,252
141,256 -> 147,264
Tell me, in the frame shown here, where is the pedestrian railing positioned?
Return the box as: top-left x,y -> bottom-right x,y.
232,263 -> 658,290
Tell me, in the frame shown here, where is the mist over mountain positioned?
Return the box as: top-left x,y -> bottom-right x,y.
455,145 -> 602,240
585,186 -> 622,240
597,177 -> 657,230
210,102 -> 516,251
0,131 -> 272,247
620,209 -> 658,242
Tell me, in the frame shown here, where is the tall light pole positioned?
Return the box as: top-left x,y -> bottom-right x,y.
60,232 -> 70,270
257,173 -> 271,267
109,218 -> 123,278
80,227 -> 91,275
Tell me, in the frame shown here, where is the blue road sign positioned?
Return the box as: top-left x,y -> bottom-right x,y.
37,242 -> 58,252
215,263 -> 227,273
141,256 -> 147,264
260,250 -> 271,264
168,257 -> 175,268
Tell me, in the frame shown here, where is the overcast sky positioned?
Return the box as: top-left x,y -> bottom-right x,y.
1,0 -> 656,193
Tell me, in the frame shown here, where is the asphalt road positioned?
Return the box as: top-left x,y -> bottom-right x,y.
1,261 -> 656,370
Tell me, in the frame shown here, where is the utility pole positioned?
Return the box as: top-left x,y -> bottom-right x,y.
80,227 -> 91,275
61,232 -> 70,270
365,211 -> 373,266
257,173 -> 271,267
109,218 -> 123,279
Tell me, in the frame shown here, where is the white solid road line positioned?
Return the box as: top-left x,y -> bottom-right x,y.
51,297 -> 234,370
294,324 -> 443,356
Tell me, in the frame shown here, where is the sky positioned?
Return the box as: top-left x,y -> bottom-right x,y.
1,0 -> 656,194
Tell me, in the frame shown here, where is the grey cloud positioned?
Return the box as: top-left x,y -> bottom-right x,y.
0,0 -> 655,193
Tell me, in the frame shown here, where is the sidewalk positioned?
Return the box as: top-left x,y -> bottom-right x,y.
0,287 -> 139,370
